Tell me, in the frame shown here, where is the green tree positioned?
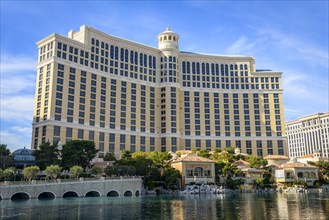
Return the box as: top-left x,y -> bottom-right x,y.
0,144 -> 12,169
196,149 -> 211,159
23,166 -> 40,181
246,155 -> 268,168
226,177 -> 245,189
45,165 -> 62,180
162,168 -> 181,190
104,165 -> 117,177
225,146 -> 236,154
3,167 -> 14,181
0,168 -> 3,181
317,161 -> 329,177
103,152 -> 117,161
90,166 -> 103,177
133,158 -> 153,176
70,165 -> 83,178
33,141 -> 60,170
121,150 -> 132,160
104,165 -> 116,176
308,161 -> 329,180
254,177 -> 265,189
132,151 -> 149,159
61,140 -> 98,169
0,144 -> 10,156
212,150 -> 235,163
148,151 -> 172,168
116,165 -> 136,176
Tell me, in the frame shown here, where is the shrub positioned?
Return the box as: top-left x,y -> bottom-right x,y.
23,166 -> 40,181
70,166 -> 83,178
45,165 -> 62,180
313,180 -> 321,187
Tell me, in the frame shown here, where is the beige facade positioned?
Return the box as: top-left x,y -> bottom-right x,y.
274,159 -> 318,186
286,113 -> 329,158
32,25 -> 287,157
171,154 -> 215,186
234,159 -> 264,184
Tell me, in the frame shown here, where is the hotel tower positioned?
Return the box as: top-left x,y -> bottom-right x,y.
32,25 -> 287,157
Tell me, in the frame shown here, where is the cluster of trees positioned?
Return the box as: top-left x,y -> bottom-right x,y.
0,141 -> 180,190
0,140 -> 99,182
33,140 -> 98,170
3,140 -> 329,190
0,144 -> 12,169
103,151 -> 181,190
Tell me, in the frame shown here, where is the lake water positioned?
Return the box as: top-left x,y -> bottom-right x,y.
1,193 -> 329,219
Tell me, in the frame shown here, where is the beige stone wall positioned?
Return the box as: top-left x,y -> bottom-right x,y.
0,178 -> 142,200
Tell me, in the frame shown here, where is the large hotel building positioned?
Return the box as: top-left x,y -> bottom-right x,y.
32,25 -> 287,157
286,113 -> 329,158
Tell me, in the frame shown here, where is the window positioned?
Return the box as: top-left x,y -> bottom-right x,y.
89,131 -> 94,140
66,127 -> 72,138
54,126 -> 60,136
120,134 -> 125,143
78,129 -> 84,139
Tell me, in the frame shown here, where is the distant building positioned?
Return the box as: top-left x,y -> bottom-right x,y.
32,25 -> 287,157
297,150 -> 328,164
286,113 -> 329,158
12,147 -> 36,168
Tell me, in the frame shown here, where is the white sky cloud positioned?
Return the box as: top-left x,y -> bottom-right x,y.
0,95 -> 34,122
0,53 -> 35,150
0,130 -> 31,151
0,53 -> 36,73
257,29 -> 328,67
1,74 -> 35,95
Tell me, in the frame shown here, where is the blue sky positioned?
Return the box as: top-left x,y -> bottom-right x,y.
1,1 -> 328,151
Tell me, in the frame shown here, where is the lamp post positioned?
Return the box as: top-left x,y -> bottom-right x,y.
14,171 -> 17,182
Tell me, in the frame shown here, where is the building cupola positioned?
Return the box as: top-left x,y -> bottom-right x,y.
158,27 -> 180,51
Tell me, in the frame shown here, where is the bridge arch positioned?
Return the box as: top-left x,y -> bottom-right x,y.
37,191 -> 56,199
124,190 -> 133,197
11,192 -> 31,200
85,190 -> 101,197
63,190 -> 79,198
107,190 -> 120,197
135,190 -> 140,196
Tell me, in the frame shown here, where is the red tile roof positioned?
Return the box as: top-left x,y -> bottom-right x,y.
263,155 -> 289,160
172,154 -> 214,163
280,162 -> 317,168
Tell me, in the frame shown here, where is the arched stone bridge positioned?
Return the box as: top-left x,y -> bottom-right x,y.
0,177 -> 142,200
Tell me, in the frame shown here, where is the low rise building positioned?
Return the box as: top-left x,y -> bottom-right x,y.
171,154 -> 215,187
234,159 -> 264,185
274,158 -> 318,186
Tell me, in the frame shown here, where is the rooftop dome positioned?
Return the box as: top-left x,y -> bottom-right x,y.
157,27 -> 180,51
12,147 -> 34,156
12,147 -> 36,168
